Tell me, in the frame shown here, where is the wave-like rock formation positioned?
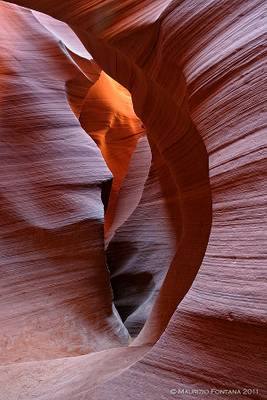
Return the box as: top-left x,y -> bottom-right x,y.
0,1 -> 266,399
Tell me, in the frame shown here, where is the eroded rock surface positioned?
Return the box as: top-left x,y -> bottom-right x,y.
0,1 -> 266,399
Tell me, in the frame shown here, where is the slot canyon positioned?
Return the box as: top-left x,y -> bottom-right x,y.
0,1 -> 266,399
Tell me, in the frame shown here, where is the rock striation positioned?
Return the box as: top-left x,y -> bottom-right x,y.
0,1 -> 266,399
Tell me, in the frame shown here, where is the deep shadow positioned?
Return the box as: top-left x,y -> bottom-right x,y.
107,240 -> 155,334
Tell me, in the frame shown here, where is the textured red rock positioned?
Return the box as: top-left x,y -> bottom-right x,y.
0,3 -> 129,365
0,1 -> 266,399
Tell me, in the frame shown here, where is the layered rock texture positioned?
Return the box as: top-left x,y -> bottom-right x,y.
0,1 -> 266,399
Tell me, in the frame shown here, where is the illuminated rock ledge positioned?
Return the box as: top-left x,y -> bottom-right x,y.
0,1 -> 266,399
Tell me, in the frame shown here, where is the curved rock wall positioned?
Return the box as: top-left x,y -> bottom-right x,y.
0,1 -> 266,399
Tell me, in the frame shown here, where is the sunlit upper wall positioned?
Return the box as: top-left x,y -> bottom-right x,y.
33,11 -> 92,60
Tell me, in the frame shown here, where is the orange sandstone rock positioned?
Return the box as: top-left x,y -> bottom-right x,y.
0,1 -> 266,399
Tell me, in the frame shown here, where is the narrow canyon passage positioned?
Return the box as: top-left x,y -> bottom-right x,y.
0,1 -> 211,362
0,1 -> 266,400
